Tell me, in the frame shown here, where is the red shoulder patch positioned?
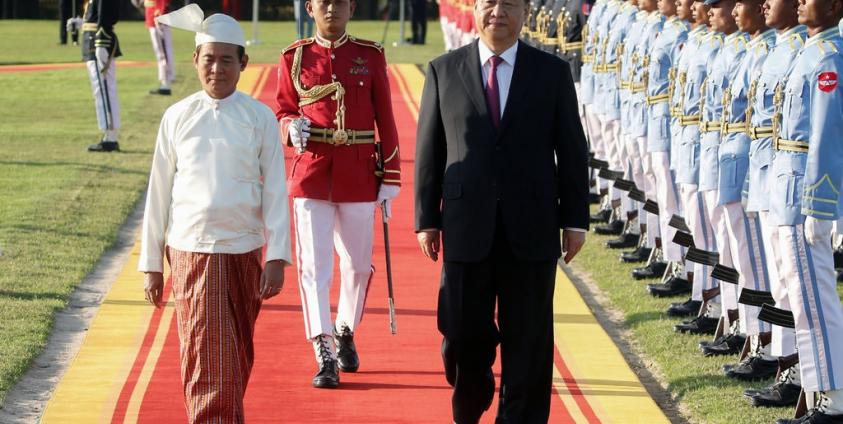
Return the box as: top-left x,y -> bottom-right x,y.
818,72 -> 838,93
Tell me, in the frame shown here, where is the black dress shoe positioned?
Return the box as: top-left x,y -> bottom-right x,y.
606,233 -> 638,249
749,381 -> 801,407
632,261 -> 667,280
149,87 -> 172,95
88,141 -> 119,152
312,359 -> 340,388
595,220 -> 624,235
648,276 -> 691,297
621,246 -> 652,263
590,209 -> 612,223
667,298 -> 701,317
701,333 -> 746,356
334,325 -> 359,372
726,356 -> 779,381
776,410 -> 843,424
675,316 -> 719,334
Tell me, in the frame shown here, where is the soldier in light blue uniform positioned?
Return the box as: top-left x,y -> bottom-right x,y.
741,0 -> 806,407
642,0 -> 692,296
582,0 -> 612,197
667,0 -> 715,317
707,0 -> 778,377
602,0 -> 646,247
696,0 -> 749,340
625,1 -> 669,278
620,4 -> 663,263
772,3 -> 843,419
593,0 -> 634,236
674,2 -> 727,336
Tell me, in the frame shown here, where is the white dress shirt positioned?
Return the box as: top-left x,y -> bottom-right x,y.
477,39 -> 586,234
138,90 -> 292,273
478,39 -> 518,117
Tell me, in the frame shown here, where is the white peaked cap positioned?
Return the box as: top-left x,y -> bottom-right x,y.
156,3 -> 246,48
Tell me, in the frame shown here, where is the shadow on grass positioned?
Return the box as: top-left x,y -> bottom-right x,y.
0,160 -> 146,175
625,310 -> 666,326
0,290 -> 66,302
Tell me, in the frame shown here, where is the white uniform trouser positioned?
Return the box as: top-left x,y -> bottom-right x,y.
86,58 -> 120,139
625,133 -> 646,226
681,184 -> 716,301
778,224 -> 843,392
294,198 -> 375,340
148,25 -> 175,86
651,151 -> 684,262
601,116 -> 623,202
759,211 -> 796,357
702,190 -> 738,323
639,137 -> 660,246
721,203 -> 770,336
584,105 -> 607,191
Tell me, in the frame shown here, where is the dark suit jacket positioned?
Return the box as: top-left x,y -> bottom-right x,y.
414,40 -> 589,263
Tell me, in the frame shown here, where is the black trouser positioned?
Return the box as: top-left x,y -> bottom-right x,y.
410,0 -> 427,44
59,0 -> 72,43
438,220 -> 557,424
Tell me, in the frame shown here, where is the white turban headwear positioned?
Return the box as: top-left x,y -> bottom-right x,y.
156,4 -> 246,48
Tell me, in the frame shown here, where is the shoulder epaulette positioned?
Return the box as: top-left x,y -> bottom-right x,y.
282,38 -> 314,54
349,36 -> 384,53
818,39 -> 839,55
672,19 -> 689,32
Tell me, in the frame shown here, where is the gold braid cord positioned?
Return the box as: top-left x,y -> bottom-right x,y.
292,45 -> 349,144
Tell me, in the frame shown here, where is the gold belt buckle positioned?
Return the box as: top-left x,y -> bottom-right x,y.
333,129 -> 349,145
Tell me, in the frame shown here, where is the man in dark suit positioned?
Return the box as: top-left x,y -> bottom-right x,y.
413,0 -> 590,420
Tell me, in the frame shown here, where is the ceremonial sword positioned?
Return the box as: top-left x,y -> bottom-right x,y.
375,142 -> 397,335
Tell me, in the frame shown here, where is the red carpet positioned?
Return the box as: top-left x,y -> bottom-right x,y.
108,65 -> 572,423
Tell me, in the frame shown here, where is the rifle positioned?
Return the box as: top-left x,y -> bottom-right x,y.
375,142 -> 397,335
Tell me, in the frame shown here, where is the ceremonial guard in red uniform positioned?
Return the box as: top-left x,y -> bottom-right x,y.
275,0 -> 401,389
145,0 -> 175,95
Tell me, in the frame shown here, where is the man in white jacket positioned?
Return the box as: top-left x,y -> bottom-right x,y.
137,5 -> 291,422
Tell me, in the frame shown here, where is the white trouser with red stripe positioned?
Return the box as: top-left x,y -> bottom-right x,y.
148,24 -> 175,86
294,198 -> 375,340
759,211 -> 796,357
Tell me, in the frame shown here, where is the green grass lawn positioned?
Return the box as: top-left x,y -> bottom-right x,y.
0,19 -> 444,407
576,210 -> 843,424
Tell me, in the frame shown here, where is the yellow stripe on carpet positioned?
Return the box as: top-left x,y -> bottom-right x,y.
41,242 -> 167,422
553,267 -> 669,423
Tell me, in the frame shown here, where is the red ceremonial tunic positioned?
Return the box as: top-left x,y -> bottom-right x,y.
276,33 -> 401,203
144,0 -> 168,28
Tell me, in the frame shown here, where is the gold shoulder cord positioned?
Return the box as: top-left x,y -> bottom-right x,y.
772,84 -> 784,145
720,87 -> 731,135
291,45 -> 349,144
744,80 -> 758,132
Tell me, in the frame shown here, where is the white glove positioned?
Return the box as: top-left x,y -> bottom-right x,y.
95,46 -> 110,73
805,216 -> 833,246
377,185 -> 400,223
289,118 -> 311,153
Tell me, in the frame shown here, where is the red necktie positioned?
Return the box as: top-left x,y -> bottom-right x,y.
485,56 -> 502,128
